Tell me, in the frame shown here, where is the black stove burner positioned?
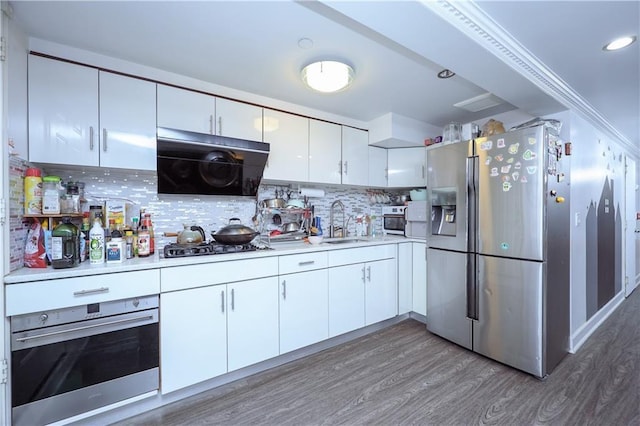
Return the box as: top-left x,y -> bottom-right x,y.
163,241 -> 260,258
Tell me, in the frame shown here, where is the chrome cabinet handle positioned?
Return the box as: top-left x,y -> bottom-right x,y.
298,260 -> 315,266
217,116 -> 222,135
422,165 -> 425,179
282,280 -> 287,300
361,266 -> 366,283
210,115 -> 214,135
367,266 -> 371,282
344,161 -> 348,175
89,126 -> 94,150
231,288 -> 235,311
338,160 -> 343,175
385,168 -> 388,179
73,287 -> 109,296
102,128 -> 108,152
221,290 -> 225,313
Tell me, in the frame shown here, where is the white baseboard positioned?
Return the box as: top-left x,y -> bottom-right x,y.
569,291 -> 625,353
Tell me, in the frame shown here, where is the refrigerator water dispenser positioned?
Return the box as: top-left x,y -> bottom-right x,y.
432,205 -> 456,236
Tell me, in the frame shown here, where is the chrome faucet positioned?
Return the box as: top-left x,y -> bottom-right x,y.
329,200 -> 345,238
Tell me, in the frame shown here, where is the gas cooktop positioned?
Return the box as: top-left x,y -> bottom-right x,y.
163,241 -> 265,258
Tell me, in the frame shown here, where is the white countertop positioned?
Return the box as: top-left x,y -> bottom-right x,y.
5,235 -> 422,284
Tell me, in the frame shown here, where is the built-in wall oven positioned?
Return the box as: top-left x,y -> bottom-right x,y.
10,295 -> 159,426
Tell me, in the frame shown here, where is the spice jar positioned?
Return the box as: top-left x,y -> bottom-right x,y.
42,176 -> 61,214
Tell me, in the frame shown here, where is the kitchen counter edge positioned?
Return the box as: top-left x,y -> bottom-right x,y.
5,236 -> 421,284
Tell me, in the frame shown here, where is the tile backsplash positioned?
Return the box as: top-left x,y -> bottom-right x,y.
10,162 -> 404,272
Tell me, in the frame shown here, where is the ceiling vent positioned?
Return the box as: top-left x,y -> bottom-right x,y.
454,93 -> 503,112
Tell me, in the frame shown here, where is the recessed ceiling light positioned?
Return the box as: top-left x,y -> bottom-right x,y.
298,38 -> 314,50
301,61 -> 354,93
437,69 -> 455,79
603,35 -> 636,51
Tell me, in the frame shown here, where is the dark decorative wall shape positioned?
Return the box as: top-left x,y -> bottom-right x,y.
586,176 -> 622,320
597,177 -> 615,310
585,202 -> 598,318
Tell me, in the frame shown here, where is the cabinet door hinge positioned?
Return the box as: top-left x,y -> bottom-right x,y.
0,359 -> 7,384
0,37 -> 6,62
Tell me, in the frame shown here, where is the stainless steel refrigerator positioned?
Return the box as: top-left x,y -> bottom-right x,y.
426,124 -> 570,378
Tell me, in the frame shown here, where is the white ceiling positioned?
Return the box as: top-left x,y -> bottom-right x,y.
7,0 -> 639,153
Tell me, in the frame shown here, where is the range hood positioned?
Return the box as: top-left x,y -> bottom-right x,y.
156,127 -> 270,197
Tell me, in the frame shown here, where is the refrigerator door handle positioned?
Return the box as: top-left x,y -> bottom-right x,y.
466,156 -> 478,253
466,253 -> 478,320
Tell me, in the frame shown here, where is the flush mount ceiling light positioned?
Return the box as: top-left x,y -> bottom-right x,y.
301,60 -> 354,93
437,69 -> 456,79
603,35 -> 637,51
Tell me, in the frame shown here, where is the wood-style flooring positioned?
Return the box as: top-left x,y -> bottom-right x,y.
117,290 -> 640,425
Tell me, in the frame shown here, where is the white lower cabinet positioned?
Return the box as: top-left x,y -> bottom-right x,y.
160,275 -> 279,394
397,242 -> 413,315
327,246 -> 398,337
412,242 -> 427,316
227,277 -> 280,371
161,286 -> 227,394
364,258 -> 398,325
279,269 -> 329,353
328,264 -> 366,337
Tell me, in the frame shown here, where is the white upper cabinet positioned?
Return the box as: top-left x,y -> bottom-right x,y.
216,98 -> 263,141
368,146 -> 388,188
387,147 -> 426,188
28,55 -> 99,166
157,85 -> 215,134
309,119 -> 341,184
341,126 -> 369,186
262,109 -> 309,182
99,72 -> 157,171
28,56 -> 156,170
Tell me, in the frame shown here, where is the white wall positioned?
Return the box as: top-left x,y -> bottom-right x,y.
565,111 -> 630,351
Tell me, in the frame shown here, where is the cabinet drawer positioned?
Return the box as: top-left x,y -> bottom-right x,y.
328,244 -> 396,267
6,269 -> 160,316
161,257 -> 278,292
278,252 -> 328,275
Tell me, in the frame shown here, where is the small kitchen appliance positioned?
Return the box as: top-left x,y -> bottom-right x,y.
382,205 -> 407,236
405,201 -> 428,239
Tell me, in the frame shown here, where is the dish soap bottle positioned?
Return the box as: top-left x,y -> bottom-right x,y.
89,214 -> 105,264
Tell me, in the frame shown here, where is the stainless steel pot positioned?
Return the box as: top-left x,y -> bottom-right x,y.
177,225 -> 206,244
281,222 -> 300,233
212,218 -> 259,245
262,198 -> 287,208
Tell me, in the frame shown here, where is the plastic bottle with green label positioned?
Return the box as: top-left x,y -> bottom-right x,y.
89,214 -> 105,264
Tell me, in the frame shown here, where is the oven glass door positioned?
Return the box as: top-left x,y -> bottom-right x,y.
11,312 -> 159,409
383,215 -> 406,235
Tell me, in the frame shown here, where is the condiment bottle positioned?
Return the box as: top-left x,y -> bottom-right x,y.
137,219 -> 151,257
89,214 -> 105,264
51,217 -> 79,269
143,213 -> 155,255
125,230 -> 134,259
106,229 -> 124,263
24,167 -> 43,215
80,212 -> 91,262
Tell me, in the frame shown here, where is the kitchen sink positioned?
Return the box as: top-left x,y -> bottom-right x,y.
323,238 -> 365,245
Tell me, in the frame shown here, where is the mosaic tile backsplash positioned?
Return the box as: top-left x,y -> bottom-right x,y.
10,161 -> 407,272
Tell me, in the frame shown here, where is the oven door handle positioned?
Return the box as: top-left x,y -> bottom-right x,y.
13,311 -> 158,349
